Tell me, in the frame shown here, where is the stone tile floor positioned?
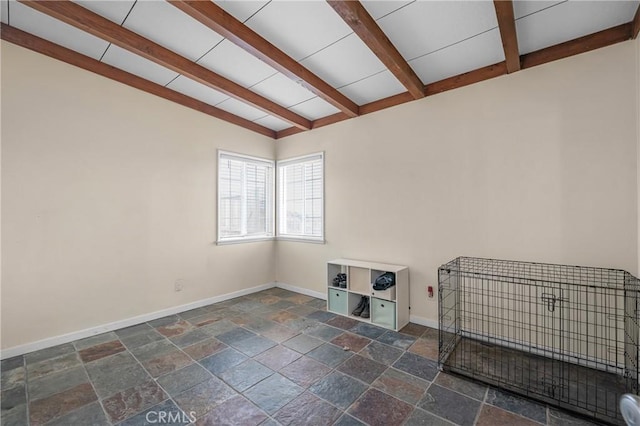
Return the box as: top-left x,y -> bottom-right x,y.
0,288 -> 604,426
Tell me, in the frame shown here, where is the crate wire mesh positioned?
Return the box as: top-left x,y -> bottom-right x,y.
438,257 -> 640,425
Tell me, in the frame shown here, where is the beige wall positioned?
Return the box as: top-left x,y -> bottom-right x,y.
276,41 -> 638,324
1,41 -> 276,349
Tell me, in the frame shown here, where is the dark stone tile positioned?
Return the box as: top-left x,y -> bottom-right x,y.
188,311 -> 228,327
0,356 -> 24,372
216,327 -> 257,345
418,384 -> 481,426
200,319 -> 238,337
156,320 -> 195,338
220,359 -> 274,392
358,340 -> 403,365
102,380 -> 167,423
73,332 -> 119,351
243,318 -> 279,334
183,338 -> 227,360
274,391 -> 341,426
304,324 -> 344,342
306,311 -> 337,323
179,306 -> 214,320
28,366 -> 88,401
170,328 -> 211,348
376,331 -> 416,350
308,371 -> 368,410
157,363 -> 211,397
198,395 -> 267,426
286,294 -> 315,305
148,315 -> 182,328
24,343 -> 75,365
376,367 -> 431,405
477,404 -> 540,426
305,299 -> 327,310
269,300 -> 297,310
85,352 -> 151,399
348,388 -> 413,426
46,401 -> 110,426
400,323 -> 429,337
131,340 -> 176,362
142,349 -> 193,378
232,299 -> 265,312
27,352 -> 81,380
548,408 -> 602,426
29,382 -> 97,426
393,352 -> 439,381
404,407 -> 452,426
337,354 -> 387,384
287,305 -> 318,317
408,337 -> 439,360
260,324 -> 299,342
230,335 -> 277,357
326,316 -> 360,330
119,399 -> 191,426
435,372 -> 487,400
334,414 -> 366,426
260,418 -> 280,426
79,340 -> 126,363
268,310 -> 301,324
1,366 -> 25,390
349,323 -> 387,339
1,384 -> 26,412
174,377 -> 237,419
280,356 -> 331,388
119,328 -> 165,349
486,388 -> 547,423
254,345 -> 302,371
0,404 -> 27,426
256,294 -> 281,305
283,334 -> 323,354
307,343 -> 353,368
115,323 -> 153,339
244,374 -> 303,414
200,348 -> 248,376
229,314 -> 268,328
283,317 -> 319,332
330,333 -> 371,353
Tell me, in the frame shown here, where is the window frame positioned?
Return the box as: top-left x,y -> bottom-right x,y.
276,152 -> 325,244
216,150 -> 275,245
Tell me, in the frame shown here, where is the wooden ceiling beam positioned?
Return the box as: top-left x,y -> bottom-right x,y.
18,0 -> 311,130
327,0 -> 425,99
632,4 -> 640,39
521,23 -> 632,69
168,0 -> 359,118
493,0 -> 520,73
0,24 -> 276,138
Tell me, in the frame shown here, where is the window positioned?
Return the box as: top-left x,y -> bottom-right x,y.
278,153 -> 324,242
218,151 -> 274,243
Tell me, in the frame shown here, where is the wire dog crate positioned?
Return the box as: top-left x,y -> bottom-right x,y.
438,257 -> 640,425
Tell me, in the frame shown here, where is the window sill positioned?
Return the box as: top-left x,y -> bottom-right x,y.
216,236 -> 275,245
276,236 -> 325,244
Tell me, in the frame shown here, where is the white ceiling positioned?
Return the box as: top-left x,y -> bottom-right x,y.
3,0 -> 639,133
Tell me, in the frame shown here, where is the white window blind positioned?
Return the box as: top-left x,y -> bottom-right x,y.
218,151 -> 274,242
278,153 -> 324,241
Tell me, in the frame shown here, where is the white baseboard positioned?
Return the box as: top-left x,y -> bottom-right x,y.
1,281 -> 277,360
276,282 -> 326,300
409,314 -> 438,330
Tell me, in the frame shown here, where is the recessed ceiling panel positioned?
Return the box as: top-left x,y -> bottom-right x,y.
198,39 -> 277,88
244,0 -> 353,61
360,0 -> 414,20
9,1 -> 109,60
254,115 -> 290,132
517,0 -> 639,54
215,98 -> 268,122
300,33 -> 387,88
289,97 -> 341,121
1,0 -> 8,24
339,71 -> 406,105
123,1 -> 223,62
166,76 -> 229,107
251,73 -> 316,108
73,0 -> 135,25
101,45 -> 179,86
375,0 -> 499,61
214,0 -> 269,23
513,0 -> 565,20
410,28 -> 505,85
